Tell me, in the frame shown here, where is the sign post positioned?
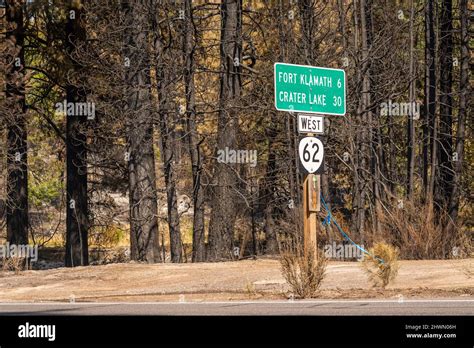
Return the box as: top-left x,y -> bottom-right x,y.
303,174 -> 320,258
274,62 -> 346,259
298,135 -> 324,258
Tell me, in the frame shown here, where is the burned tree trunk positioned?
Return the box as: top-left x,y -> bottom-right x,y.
183,0 -> 206,262
352,0 -> 372,240
436,0 -> 454,213
423,0 -> 436,200
155,57 -> 182,263
158,106 -> 182,263
208,0 -> 242,261
152,1 -> 183,263
448,0 -> 469,233
407,0 -> 416,200
5,0 -> 28,245
123,1 -> 159,263
262,112 -> 279,254
65,0 -> 89,266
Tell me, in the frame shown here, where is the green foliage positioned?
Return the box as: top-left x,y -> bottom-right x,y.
29,176 -> 62,207
90,225 -> 126,248
28,110 -> 64,208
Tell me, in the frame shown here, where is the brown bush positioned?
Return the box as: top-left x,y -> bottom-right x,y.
1,257 -> 26,274
362,242 -> 399,288
280,240 -> 327,299
274,203 -> 326,298
377,200 -> 469,259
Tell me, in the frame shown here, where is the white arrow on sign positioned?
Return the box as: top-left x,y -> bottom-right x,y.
298,137 -> 324,174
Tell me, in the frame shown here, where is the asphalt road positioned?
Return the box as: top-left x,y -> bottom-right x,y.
0,300 -> 472,315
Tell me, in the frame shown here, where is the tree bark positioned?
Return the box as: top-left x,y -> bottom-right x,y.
355,0 -> 372,241
124,0 -> 159,263
298,0 -> 315,64
436,0 -> 454,213
208,0 -> 242,261
262,111 -> 279,254
183,0 -> 206,262
276,1 -> 299,207
5,0 -> 28,246
156,68 -> 182,263
407,0 -> 416,200
423,0 -> 436,200
153,4 -> 182,263
351,0 -> 362,235
65,0 -> 89,267
448,0 -> 469,233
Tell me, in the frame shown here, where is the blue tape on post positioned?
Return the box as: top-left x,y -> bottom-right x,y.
320,194 -> 384,264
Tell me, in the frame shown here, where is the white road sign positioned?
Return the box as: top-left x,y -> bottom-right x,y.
298,137 -> 324,174
298,114 -> 324,134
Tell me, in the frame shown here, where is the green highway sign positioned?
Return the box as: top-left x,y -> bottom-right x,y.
274,63 -> 346,115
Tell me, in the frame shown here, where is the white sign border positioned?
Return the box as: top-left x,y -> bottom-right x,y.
274,62 -> 346,116
298,136 -> 325,174
297,114 -> 325,134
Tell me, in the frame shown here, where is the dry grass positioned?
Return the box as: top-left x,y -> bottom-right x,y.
1,257 -> 27,274
280,245 -> 327,299
275,203 -> 327,298
362,242 -> 399,288
460,260 -> 473,279
377,200 -> 470,259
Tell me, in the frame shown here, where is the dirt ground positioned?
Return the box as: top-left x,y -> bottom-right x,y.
0,258 -> 472,302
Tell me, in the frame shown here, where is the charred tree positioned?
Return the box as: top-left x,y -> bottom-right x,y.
65,0 -> 89,266
183,0 -> 206,262
423,0 -> 437,200
5,0 -> 28,245
208,0 -> 242,261
448,0 -> 469,232
436,0 -> 454,214
123,1 -> 160,263
407,0 -> 416,200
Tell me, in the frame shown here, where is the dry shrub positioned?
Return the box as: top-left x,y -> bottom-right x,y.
1,257 -> 26,274
273,204 -> 303,245
378,200 -> 469,259
275,204 -> 327,298
280,247 -> 327,299
362,242 -> 399,288
90,225 -> 126,249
